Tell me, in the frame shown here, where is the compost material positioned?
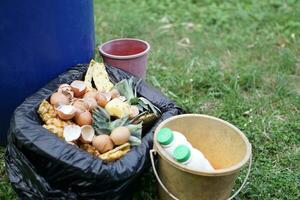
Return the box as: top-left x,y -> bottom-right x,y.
5,64 -> 182,200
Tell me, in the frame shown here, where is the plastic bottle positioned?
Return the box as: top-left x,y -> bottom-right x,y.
157,128 -> 190,156
173,145 -> 215,172
192,148 -> 215,171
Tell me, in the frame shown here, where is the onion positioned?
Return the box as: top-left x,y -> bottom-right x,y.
71,80 -> 87,98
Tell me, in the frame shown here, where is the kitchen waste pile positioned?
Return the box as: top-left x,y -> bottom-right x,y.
5,61 -> 182,199
38,60 -> 160,161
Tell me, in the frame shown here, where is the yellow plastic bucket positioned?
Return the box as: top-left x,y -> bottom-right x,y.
150,114 -> 252,200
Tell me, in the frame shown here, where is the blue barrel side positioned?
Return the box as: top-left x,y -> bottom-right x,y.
0,0 -> 95,145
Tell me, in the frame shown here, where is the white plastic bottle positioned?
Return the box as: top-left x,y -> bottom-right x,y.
192,148 -> 215,171
173,145 -> 214,172
156,128 -> 190,156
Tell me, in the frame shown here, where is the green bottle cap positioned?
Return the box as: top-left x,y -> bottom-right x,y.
157,128 -> 174,145
173,145 -> 191,163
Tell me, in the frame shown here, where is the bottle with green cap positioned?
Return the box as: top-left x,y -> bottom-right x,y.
173,145 -> 214,171
156,128 -> 190,156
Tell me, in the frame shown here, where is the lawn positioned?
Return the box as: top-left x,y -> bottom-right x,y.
1,0 -> 300,199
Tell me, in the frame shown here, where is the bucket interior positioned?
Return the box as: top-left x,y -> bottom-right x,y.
101,39 -> 148,57
156,115 -> 250,170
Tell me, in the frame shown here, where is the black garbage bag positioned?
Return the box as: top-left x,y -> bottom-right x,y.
5,64 -> 182,200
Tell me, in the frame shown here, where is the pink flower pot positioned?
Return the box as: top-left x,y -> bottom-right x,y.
99,38 -> 150,79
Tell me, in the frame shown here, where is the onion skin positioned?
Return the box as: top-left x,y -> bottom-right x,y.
50,92 -> 70,105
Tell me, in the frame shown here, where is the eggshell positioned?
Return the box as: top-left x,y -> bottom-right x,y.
92,135 -> 114,153
71,80 -> 87,98
56,105 -> 76,120
50,92 -> 70,105
72,99 -> 89,112
110,126 -> 130,145
80,125 -> 95,143
63,125 -> 81,142
74,110 -> 92,126
96,93 -> 110,107
83,97 -> 98,111
83,90 -> 98,100
58,84 -> 74,98
110,89 -> 120,99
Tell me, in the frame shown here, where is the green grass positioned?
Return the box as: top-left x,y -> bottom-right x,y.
1,0 -> 300,199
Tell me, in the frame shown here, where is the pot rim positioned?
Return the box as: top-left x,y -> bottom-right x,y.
153,114 -> 252,176
98,38 -> 150,60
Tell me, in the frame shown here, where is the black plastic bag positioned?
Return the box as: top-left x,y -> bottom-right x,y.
5,64 -> 182,200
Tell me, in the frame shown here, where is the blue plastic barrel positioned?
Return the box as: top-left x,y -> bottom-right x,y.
0,0 -> 95,145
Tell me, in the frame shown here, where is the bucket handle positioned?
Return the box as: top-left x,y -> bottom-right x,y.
150,149 -> 252,200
